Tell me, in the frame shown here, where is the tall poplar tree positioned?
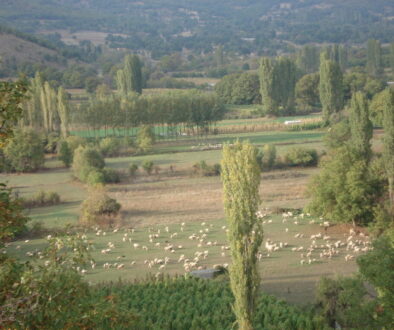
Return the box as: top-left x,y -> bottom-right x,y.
349,92 -> 373,161
57,87 -> 69,138
221,141 -> 263,330
367,39 -> 382,76
25,72 -> 43,128
116,54 -> 143,95
390,43 -> 394,74
382,88 -> 394,209
215,45 -> 224,67
275,57 -> 297,114
259,57 -> 276,114
259,57 -> 296,115
40,81 -> 57,133
296,45 -> 319,74
319,52 -> 344,124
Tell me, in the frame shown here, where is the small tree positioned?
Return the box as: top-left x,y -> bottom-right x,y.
72,146 -> 105,182
221,141 -> 263,330
142,160 -> 154,175
137,125 -> 155,152
58,141 -> 73,167
129,163 -> 138,177
99,137 -> 121,157
4,128 -> 44,172
80,187 -> 121,226
262,144 -> 276,170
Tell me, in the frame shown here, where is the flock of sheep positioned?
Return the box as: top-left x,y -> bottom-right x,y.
4,211 -> 372,279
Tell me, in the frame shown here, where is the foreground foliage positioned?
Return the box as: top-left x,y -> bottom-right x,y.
0,235 -> 141,328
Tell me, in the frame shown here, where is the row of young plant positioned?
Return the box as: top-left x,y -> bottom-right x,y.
94,277 -> 325,330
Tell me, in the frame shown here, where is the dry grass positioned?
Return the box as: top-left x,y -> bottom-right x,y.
109,168 -> 317,228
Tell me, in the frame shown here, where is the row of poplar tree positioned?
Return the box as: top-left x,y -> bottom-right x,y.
21,55 -> 225,138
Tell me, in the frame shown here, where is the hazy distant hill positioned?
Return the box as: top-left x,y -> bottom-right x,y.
0,27 -> 71,77
1,1 -> 393,57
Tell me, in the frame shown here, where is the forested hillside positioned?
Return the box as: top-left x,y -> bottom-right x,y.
1,0 -> 393,57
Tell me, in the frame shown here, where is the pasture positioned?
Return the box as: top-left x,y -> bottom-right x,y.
4,212 -> 369,305
1,126 -> 378,305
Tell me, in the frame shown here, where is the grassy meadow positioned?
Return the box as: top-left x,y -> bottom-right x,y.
1,124 -> 378,305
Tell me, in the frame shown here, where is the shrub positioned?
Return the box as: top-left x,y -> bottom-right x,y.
72,146 -> 105,182
129,163 -> 138,177
66,136 -> 87,153
21,190 -> 61,208
0,184 -> 28,246
99,137 -> 121,157
3,128 -> 44,172
102,167 -> 121,183
44,132 -> 60,153
86,169 -> 106,186
193,161 -> 221,176
142,160 -> 154,175
58,141 -> 73,167
80,188 -> 121,226
0,150 -> 12,172
285,147 -> 318,167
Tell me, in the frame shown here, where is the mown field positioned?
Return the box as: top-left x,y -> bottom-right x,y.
2,126 -> 378,305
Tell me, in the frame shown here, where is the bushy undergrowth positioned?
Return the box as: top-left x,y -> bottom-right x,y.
20,190 -> 61,208
284,147 -> 319,167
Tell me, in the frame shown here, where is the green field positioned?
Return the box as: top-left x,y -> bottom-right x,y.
70,113 -> 323,138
